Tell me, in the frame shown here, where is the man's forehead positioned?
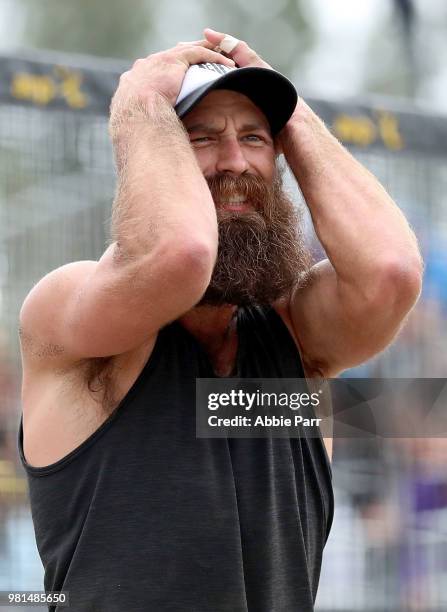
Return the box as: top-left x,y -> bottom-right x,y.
182,90 -> 271,131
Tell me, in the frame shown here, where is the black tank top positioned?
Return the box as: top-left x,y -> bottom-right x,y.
18,305 -> 333,612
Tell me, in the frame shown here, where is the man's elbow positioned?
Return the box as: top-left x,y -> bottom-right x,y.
374,255 -> 424,315
168,235 -> 217,298
184,236 -> 217,282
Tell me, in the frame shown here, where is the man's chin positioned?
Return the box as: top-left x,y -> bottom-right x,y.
216,208 -> 266,228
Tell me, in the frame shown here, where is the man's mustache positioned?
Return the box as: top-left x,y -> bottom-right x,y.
206,174 -> 278,214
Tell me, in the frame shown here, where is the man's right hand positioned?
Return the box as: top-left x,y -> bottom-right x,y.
110,41 -> 235,132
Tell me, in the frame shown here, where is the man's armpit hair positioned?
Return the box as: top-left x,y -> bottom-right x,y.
20,325 -> 118,416
84,356 -> 118,416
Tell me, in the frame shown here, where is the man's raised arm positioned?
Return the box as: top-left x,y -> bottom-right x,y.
19,44 -> 234,364
278,98 -> 423,376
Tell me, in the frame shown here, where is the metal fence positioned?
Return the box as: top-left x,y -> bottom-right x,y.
1,49 -> 447,610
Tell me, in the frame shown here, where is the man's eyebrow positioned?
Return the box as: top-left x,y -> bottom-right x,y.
186,123 -> 221,134
239,122 -> 270,133
186,122 -> 270,134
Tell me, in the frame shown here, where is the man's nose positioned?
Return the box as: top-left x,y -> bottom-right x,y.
215,138 -> 250,175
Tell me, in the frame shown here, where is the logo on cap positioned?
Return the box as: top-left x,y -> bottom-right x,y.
197,63 -> 231,76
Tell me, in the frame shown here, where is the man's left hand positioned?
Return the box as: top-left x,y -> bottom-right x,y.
203,28 -> 272,70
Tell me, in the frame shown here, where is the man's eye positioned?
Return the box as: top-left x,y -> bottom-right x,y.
243,134 -> 263,142
191,136 -> 211,143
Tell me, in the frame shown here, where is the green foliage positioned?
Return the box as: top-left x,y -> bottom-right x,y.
17,0 -> 315,75
18,0 -> 154,59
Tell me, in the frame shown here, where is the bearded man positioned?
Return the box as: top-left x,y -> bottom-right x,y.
17,29 -> 422,612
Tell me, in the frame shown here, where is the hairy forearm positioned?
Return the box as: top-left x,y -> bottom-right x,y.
109,92 -> 218,261
281,99 -> 422,291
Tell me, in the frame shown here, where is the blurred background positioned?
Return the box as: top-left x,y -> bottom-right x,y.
0,0 -> 446,610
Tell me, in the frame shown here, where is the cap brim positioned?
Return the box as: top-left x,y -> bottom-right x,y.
175,67 -> 297,136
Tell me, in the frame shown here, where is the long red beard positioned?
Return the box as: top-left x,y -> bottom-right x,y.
199,172 -> 311,306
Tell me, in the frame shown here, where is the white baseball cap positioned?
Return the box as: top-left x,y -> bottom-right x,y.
175,63 -> 297,136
